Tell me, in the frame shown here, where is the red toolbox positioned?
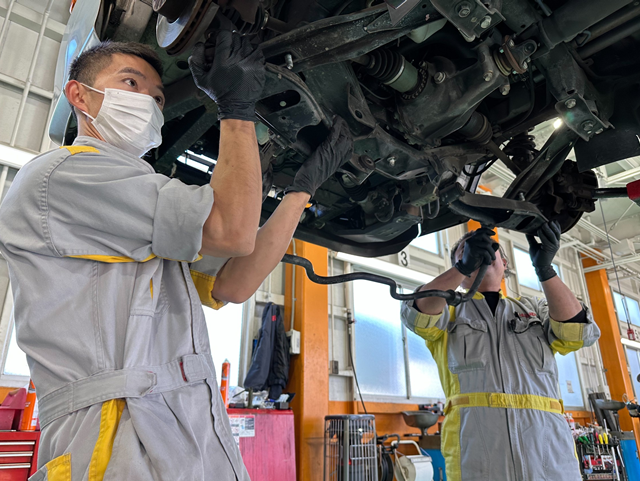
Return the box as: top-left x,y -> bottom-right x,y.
227,409 -> 296,481
0,431 -> 40,481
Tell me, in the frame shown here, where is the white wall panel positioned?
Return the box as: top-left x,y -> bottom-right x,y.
32,35 -> 60,91
13,93 -> 49,151
0,22 -> 37,82
0,84 -> 21,145
17,0 -> 70,25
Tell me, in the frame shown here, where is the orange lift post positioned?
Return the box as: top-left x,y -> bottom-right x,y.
284,241 -> 329,481
582,256 -> 640,450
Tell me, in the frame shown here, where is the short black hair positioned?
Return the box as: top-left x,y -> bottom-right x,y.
68,41 -> 164,86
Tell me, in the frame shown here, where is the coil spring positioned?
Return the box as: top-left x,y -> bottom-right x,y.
363,49 -> 403,84
503,133 -> 536,167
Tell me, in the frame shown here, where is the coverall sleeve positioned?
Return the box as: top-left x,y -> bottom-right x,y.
45,152 -> 214,262
528,297 -> 601,355
189,255 -> 230,310
401,297 -> 451,342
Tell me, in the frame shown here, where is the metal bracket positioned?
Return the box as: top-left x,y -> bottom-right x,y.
555,93 -> 612,142
365,1 -> 431,33
385,0 -> 424,26
255,64 -> 329,146
430,0 -> 504,39
347,84 -> 376,130
449,192 -> 547,233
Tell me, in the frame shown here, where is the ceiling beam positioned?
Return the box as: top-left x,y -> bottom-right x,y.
0,3 -> 66,43
583,253 -> 640,273
576,218 -> 621,244
605,164 -> 640,185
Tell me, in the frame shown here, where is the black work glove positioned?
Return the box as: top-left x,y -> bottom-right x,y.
188,30 -> 266,122
455,227 -> 499,277
527,220 -> 561,282
285,116 -> 354,198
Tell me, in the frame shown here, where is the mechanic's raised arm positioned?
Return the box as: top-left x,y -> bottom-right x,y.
212,117 -> 353,304
414,227 -> 497,315
189,31 -> 266,258
528,221 -> 582,321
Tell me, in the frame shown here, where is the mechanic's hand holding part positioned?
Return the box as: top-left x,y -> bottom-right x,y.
189,30 -> 266,121
285,116 -> 354,198
454,227 -> 499,277
526,220 -> 561,282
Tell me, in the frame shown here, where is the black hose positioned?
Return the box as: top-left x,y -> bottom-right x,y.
281,254 -> 488,306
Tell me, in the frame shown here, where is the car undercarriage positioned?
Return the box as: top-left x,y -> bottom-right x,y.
54,0 -> 640,257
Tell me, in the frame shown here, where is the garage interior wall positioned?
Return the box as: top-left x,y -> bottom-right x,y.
0,0 -> 68,154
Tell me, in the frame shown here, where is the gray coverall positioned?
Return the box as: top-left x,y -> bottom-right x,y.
401,292 -> 600,481
0,137 -> 244,481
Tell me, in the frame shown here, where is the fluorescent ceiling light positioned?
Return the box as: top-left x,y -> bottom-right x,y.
177,150 -> 216,173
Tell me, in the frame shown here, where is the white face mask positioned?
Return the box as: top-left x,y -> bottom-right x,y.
80,84 -> 164,158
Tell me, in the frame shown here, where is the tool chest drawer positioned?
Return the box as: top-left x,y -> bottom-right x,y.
0,432 -> 40,481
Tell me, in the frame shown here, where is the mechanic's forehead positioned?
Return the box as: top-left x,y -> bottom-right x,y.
96,53 -> 163,87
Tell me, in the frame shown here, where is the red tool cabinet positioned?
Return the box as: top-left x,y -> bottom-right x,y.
0,432 -> 40,481
227,408 -> 296,481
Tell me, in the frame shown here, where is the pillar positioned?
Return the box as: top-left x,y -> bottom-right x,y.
582,256 -> 640,447
284,241 -> 329,481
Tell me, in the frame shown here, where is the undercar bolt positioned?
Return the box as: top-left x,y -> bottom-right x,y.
565,99 -> 576,109
457,2 -> 471,17
480,16 -> 492,29
434,71 -> 446,83
582,120 -> 595,132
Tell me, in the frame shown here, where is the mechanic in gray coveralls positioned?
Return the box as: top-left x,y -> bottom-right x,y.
401,224 -> 600,481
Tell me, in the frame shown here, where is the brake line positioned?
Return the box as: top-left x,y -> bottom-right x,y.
281,254 -> 488,306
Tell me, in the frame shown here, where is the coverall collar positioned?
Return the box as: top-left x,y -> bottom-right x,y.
73,136 -> 155,173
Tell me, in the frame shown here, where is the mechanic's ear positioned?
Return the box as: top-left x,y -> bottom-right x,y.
65,80 -> 90,117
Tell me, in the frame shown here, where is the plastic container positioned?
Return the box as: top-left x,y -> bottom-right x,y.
19,380 -> 38,431
220,359 -> 230,408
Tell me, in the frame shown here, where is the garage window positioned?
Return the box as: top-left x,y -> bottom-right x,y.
353,278 -> 444,401
2,323 -> 29,377
613,291 -> 640,326
203,303 -> 244,387
513,247 -> 561,291
410,232 -> 439,255
625,347 -> 640,399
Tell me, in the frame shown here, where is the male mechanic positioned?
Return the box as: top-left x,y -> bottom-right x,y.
0,32 -> 351,481
401,224 -> 600,481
